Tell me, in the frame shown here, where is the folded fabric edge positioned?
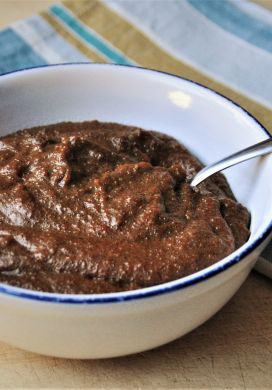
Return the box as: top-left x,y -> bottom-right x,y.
254,257 -> 272,278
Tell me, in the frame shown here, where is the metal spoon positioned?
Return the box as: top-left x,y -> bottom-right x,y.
191,137 -> 272,187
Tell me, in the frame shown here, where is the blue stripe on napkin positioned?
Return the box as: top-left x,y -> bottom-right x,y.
188,0 -> 272,53
0,28 -> 46,74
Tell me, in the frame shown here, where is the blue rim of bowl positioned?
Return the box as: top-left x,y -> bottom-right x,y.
0,62 -> 271,304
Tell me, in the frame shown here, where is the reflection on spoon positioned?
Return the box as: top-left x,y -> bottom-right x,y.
191,138 -> 272,187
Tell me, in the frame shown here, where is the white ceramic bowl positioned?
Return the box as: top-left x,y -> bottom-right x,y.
0,64 -> 271,359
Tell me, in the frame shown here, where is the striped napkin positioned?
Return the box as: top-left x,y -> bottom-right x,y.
0,0 -> 271,278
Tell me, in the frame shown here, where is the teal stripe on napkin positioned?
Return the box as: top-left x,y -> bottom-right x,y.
50,4 -> 134,65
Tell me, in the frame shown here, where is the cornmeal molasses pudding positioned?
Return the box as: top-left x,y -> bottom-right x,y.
0,121 -> 250,293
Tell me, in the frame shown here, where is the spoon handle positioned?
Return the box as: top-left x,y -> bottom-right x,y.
191,137 -> 272,187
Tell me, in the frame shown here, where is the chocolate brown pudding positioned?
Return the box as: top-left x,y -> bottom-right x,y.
0,121 -> 250,293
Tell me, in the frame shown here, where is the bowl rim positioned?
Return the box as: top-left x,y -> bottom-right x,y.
0,62 -> 271,304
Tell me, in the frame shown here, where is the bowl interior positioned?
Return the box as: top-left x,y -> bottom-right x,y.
0,64 -> 271,280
